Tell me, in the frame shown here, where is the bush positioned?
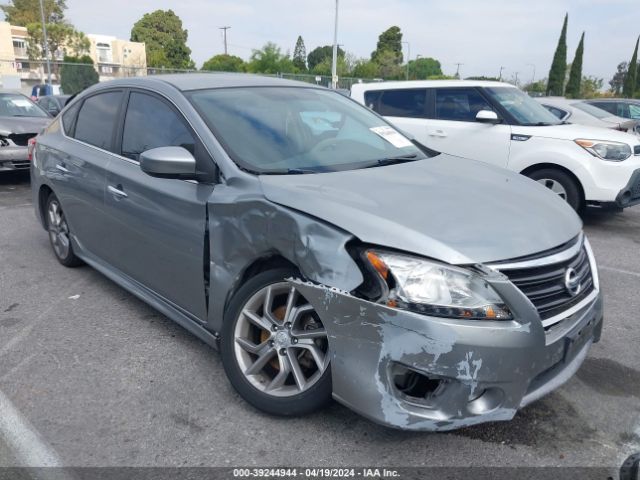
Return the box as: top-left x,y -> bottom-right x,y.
60,55 -> 98,95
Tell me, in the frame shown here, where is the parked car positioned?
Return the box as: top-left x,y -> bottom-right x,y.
32,74 -> 602,431
37,94 -> 71,117
0,92 -> 51,172
351,80 -> 640,211
536,97 -> 638,134
583,98 -> 640,134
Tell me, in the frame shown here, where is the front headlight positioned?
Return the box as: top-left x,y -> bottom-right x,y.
364,250 -> 512,320
575,139 -> 632,161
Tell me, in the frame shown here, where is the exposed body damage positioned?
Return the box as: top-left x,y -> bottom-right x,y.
291,278 -> 603,431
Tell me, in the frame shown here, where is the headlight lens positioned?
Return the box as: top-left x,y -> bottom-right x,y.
365,250 -> 512,320
575,139 -> 632,161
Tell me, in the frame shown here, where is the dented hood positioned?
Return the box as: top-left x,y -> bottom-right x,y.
0,116 -> 51,137
259,154 -> 582,265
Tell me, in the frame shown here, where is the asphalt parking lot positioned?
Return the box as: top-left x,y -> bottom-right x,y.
1,170 -> 639,474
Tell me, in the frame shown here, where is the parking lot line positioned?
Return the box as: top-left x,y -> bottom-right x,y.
599,265 -> 640,278
0,389 -> 61,467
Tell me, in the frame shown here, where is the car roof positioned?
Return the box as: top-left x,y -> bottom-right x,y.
350,80 -> 514,91
587,98 -> 640,104
90,73 -> 323,92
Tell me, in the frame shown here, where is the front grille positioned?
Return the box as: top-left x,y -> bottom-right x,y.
634,145 -> 640,155
499,245 -> 594,321
8,133 -> 36,147
11,160 -> 30,169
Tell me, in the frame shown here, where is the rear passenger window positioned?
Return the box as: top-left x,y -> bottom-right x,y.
121,92 -> 195,161
74,91 -> 123,151
61,101 -> 80,135
365,89 -> 426,118
435,88 -> 493,122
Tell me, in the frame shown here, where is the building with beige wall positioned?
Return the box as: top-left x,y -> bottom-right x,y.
0,21 -> 147,90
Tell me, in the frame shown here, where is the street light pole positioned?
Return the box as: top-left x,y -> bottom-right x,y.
38,0 -> 52,87
526,63 -> 536,84
219,26 -> 231,55
402,41 -> 410,80
331,0 -> 339,89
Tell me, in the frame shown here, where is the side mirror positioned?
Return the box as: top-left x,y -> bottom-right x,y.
140,146 -> 197,179
476,110 -> 501,124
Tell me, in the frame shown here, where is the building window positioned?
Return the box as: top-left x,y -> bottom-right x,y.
100,65 -> 113,74
12,38 -> 27,58
96,42 -> 113,64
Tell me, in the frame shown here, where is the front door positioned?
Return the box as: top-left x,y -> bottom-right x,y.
102,90 -> 214,322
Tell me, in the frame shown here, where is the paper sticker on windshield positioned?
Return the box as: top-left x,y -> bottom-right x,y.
370,126 -> 413,148
10,98 -> 32,108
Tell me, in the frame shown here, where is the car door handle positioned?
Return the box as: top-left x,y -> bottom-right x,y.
55,163 -> 69,173
108,185 -> 128,199
429,130 -> 448,138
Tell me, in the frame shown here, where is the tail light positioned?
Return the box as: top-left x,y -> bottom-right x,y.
27,137 -> 36,161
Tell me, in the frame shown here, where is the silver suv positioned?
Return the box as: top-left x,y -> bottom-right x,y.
31,74 -> 603,431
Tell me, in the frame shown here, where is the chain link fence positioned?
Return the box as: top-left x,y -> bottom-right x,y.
0,59 -> 381,94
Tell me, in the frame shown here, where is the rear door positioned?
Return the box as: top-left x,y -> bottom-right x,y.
364,88 -> 429,140
426,87 -> 511,167
45,90 -> 124,261
102,89 -> 214,322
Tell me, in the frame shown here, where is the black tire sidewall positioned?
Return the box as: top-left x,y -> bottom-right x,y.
220,268 -> 333,416
45,193 -> 83,267
528,169 -> 582,211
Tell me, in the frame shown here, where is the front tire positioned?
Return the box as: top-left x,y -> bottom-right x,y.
45,193 -> 83,267
220,268 -> 332,416
526,168 -> 582,211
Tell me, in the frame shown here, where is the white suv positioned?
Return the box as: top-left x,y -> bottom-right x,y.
351,80 -> 640,211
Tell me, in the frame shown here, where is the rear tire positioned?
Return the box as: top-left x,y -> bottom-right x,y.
526,168 -> 582,211
220,268 -> 332,416
45,193 -> 83,267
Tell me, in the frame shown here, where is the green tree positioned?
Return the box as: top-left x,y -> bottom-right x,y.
131,10 -> 194,70
60,55 -> 98,94
623,36 -> 639,98
1,0 -> 66,26
351,59 -> 379,78
609,62 -> 628,95
408,57 -> 442,80
26,22 -> 88,63
292,36 -> 307,71
547,13 -> 568,96
201,54 -> 245,72
375,50 -> 403,79
580,76 -> 604,98
307,45 -> 344,71
523,79 -> 548,95
311,55 -> 350,76
565,32 -> 585,98
247,42 -> 294,74
371,26 -> 403,64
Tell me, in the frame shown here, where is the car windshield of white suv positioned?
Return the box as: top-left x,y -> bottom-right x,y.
0,93 -> 49,118
187,87 -> 430,174
485,87 -> 562,126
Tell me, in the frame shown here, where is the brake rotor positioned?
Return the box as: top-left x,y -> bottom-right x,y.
260,305 -> 287,370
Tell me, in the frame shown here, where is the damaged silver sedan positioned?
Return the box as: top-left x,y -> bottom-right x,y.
30,74 -> 603,430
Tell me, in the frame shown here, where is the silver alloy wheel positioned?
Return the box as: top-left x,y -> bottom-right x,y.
233,282 -> 329,397
537,178 -> 568,200
47,199 -> 70,259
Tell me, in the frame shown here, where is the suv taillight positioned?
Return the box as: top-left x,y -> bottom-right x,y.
27,137 -> 36,161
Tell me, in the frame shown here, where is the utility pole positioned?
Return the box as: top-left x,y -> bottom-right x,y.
454,63 -> 463,79
331,0 -> 339,89
526,63 -> 536,84
38,0 -> 51,87
499,66 -> 505,81
514,71 -> 519,86
219,26 -> 231,55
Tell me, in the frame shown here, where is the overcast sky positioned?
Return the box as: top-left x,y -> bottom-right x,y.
65,0 -> 639,83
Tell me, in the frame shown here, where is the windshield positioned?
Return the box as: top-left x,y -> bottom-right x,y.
0,93 -> 49,118
485,87 -> 562,126
573,102 -> 612,119
187,87 -> 429,174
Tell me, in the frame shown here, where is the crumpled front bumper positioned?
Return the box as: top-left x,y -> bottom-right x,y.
0,146 -> 29,171
292,276 -> 603,431
615,168 -> 640,208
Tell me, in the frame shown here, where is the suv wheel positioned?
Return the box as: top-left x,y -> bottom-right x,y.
527,169 -> 582,211
220,268 -> 332,416
45,193 -> 83,267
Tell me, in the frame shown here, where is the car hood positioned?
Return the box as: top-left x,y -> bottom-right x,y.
259,154 -> 582,265
512,122 -> 638,144
0,116 -> 50,136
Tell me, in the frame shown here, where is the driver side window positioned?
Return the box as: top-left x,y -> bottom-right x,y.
435,88 -> 493,122
121,92 -> 195,161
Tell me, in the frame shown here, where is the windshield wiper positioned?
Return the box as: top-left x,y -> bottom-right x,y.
522,121 -> 559,126
363,153 -> 420,168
